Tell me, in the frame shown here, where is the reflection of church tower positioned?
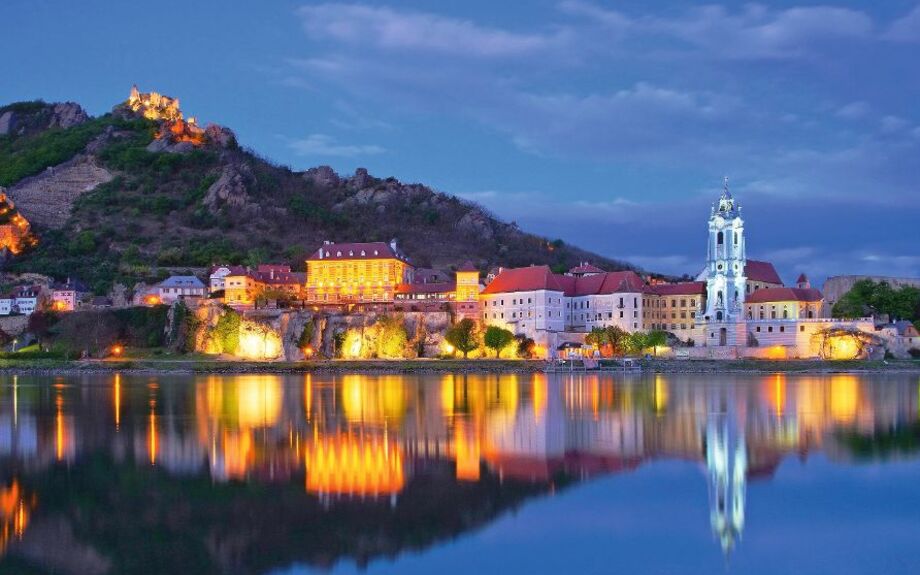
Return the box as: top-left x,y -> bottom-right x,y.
703,178 -> 747,346
706,403 -> 747,554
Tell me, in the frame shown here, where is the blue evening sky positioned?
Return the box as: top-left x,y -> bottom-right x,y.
3,1 -> 919,284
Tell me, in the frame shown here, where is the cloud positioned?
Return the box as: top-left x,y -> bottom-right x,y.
287,133 -> 386,157
836,101 -> 870,120
559,2 -> 874,59
880,115 -> 910,133
886,5 -> 920,42
297,3 -> 559,58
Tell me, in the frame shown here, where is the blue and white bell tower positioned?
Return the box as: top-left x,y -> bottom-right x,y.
703,178 -> 748,346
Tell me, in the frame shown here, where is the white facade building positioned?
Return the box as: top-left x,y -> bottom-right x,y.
157,276 -> 206,304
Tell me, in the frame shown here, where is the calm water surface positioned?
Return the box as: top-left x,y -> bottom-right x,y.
0,372 -> 918,574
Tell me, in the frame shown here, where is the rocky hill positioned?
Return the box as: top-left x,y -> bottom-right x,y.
0,88 -> 636,293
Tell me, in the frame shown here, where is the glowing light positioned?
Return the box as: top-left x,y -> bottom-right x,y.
144,294 -> 162,306
764,345 -> 787,360
237,322 -> 282,359
111,344 -> 124,357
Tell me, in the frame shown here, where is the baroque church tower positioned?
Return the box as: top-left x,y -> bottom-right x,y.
703,178 -> 748,346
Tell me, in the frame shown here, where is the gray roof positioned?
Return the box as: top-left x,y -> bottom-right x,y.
158,275 -> 205,289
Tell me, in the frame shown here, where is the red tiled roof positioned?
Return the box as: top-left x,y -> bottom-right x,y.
746,287 -> 823,303
482,267 -> 645,296
481,266 -> 565,295
307,241 -> 409,262
563,270 -> 646,296
796,273 -> 808,284
252,270 -> 304,285
396,282 -> 456,294
649,281 -> 707,296
746,260 -> 782,284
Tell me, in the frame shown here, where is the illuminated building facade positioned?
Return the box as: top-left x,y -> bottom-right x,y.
304,240 -> 414,304
0,192 -> 36,256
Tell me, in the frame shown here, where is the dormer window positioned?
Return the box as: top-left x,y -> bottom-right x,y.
360,250 -> 365,256
349,251 -> 354,256
336,251 -> 342,257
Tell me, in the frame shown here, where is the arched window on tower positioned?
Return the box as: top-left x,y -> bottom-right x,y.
734,231 -> 738,245
717,231 -> 724,245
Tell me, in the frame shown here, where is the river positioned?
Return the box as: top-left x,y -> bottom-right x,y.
0,372 -> 918,574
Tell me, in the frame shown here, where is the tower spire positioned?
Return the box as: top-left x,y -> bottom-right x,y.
722,176 -> 731,199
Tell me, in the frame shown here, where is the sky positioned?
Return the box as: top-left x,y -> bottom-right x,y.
3,0 -> 920,285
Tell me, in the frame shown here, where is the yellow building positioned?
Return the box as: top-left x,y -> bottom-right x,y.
643,281 -> 707,342
224,265 -> 304,308
455,261 -> 481,303
305,240 -> 414,304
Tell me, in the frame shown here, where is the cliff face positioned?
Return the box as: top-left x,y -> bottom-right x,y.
0,87 -> 636,293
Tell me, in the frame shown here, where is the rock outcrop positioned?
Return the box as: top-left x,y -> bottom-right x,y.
7,155 -> 114,228
303,165 -> 340,189
0,102 -> 88,137
203,163 -> 258,216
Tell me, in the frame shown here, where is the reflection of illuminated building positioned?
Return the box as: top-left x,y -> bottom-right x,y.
706,407 -> 747,554
305,434 -> 404,499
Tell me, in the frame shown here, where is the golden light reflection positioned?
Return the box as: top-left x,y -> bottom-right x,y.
114,374 -> 121,430
305,434 -> 404,496
654,375 -> 669,414
341,376 -> 407,424
830,376 -> 859,425
766,374 -> 786,417
532,375 -> 548,423
55,393 -> 64,462
454,420 -> 481,482
0,481 -> 33,555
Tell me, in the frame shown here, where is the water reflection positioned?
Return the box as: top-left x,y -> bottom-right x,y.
0,372 -> 917,573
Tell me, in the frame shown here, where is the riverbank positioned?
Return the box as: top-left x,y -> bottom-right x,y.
1,357 -> 919,375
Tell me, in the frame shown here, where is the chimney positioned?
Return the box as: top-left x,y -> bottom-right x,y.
390,238 -> 398,252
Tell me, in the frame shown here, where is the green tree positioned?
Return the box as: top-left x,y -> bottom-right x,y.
585,327 -> 609,348
483,325 -> 514,358
445,318 -> 479,359
626,332 -> 648,355
645,330 -> 668,356
605,326 -> 630,356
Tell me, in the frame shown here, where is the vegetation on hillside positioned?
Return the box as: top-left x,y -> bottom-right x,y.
2,97 -> 637,294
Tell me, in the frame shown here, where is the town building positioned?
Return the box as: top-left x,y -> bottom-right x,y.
224,265 -> 304,308
304,240 -> 414,304
11,286 -> 43,315
50,278 -> 89,312
644,281 -> 707,342
156,276 -> 206,304
394,261 -> 482,317
208,265 -> 247,294
695,182 -> 874,357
